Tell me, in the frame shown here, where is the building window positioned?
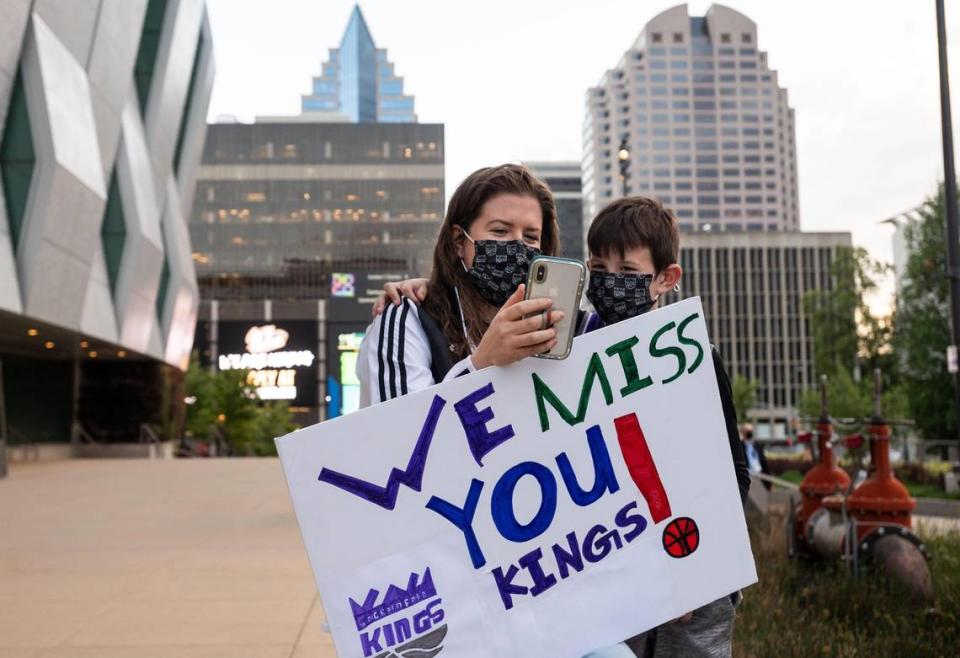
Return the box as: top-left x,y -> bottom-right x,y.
721,33 -> 731,43
673,33 -> 684,43
652,32 -> 663,43
742,33 -> 753,43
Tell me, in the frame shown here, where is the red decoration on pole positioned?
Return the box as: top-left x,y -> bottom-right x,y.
844,433 -> 864,450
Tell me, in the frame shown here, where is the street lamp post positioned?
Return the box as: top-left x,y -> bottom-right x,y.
618,136 -> 630,198
936,0 -> 960,449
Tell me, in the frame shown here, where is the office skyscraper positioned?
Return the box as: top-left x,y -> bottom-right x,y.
192,5 -> 442,424
582,4 -> 799,238
581,4 -> 849,437
300,6 -> 416,123
673,231 -> 852,428
527,162 -> 584,262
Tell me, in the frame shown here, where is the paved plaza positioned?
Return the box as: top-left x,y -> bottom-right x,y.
2,458 -> 958,658
0,459 -> 335,658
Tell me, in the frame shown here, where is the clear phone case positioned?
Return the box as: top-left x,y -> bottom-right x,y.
524,256 -> 586,360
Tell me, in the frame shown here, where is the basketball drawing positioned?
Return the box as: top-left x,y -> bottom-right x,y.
662,517 -> 700,558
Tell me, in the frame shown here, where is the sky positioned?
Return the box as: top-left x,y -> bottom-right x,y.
205,0 -> 960,313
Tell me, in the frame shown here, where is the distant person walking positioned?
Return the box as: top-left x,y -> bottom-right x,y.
740,424 -> 770,490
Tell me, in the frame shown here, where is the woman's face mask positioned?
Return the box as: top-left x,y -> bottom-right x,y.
459,227 -> 540,307
586,270 -> 658,325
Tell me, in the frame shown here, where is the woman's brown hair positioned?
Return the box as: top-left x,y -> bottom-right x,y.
421,164 -> 559,359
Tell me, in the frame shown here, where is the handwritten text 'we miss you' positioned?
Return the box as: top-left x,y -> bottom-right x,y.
319,312 -> 706,611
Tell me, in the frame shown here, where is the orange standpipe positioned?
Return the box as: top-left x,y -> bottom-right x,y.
795,371 -> 931,600
790,376 -> 850,556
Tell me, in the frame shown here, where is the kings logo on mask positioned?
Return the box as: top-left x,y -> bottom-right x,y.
348,568 -> 447,658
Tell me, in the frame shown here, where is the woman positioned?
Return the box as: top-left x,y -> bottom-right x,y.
358,164 -> 564,407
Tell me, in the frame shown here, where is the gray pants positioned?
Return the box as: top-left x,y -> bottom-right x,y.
624,595 -> 736,658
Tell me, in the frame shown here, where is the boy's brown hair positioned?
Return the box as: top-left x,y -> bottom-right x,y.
587,196 -> 679,273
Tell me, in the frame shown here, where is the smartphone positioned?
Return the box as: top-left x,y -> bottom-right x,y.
524,256 -> 586,360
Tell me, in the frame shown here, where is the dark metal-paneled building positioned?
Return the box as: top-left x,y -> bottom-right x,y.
189,120 -> 444,424
191,121 -> 444,301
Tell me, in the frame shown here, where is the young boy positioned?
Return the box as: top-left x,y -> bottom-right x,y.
581,196 -> 749,658
375,196 -> 751,657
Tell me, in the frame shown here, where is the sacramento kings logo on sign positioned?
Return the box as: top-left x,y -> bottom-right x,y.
349,568 -> 446,658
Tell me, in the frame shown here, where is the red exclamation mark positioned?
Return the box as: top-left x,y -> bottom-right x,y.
614,413 -> 672,524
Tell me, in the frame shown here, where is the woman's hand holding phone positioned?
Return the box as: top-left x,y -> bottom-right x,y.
471,285 -> 564,369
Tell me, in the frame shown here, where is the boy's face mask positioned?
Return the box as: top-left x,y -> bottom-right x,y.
459,228 -> 540,307
586,270 -> 658,325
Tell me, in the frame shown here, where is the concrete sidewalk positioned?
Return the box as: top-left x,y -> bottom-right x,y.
0,459 -> 335,658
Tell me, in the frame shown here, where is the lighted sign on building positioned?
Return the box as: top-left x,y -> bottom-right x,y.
331,273 -> 356,298
337,332 -> 365,415
217,323 -> 318,405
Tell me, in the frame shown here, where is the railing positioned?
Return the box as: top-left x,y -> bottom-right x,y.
752,472 -> 800,491
139,423 -> 162,445
71,422 -> 102,446
8,424 -> 38,461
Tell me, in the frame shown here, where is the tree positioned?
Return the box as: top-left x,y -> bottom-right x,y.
184,353 -> 297,456
801,247 -> 896,419
253,401 -> 299,456
894,184 -> 958,440
803,246 -> 891,381
798,370 -> 868,420
798,370 -> 909,423
732,374 -> 758,421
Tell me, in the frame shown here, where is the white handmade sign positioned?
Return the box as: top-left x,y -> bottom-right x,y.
277,296 -> 757,658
